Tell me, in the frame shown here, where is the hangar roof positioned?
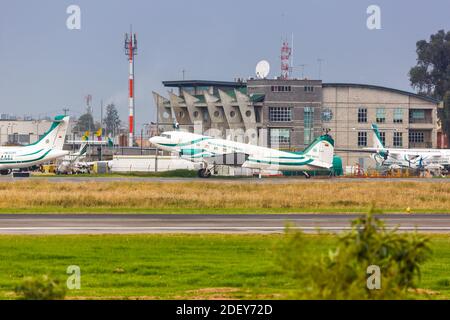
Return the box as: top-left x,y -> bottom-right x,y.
322,83 -> 440,104
163,80 -> 246,88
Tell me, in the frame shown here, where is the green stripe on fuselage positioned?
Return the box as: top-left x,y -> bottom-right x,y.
17,149 -> 44,157
0,150 -> 51,164
247,158 -> 313,166
160,137 -> 212,148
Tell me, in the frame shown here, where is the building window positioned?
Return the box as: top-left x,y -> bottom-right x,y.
304,107 -> 314,144
379,131 -> 386,146
358,108 -> 367,123
393,108 -> 403,123
271,86 -> 291,92
304,86 -> 314,92
270,128 -> 291,148
269,107 -> 292,122
376,108 -> 386,123
410,109 -> 425,120
393,132 -> 403,147
409,109 -> 429,123
358,132 -> 367,147
409,131 -> 424,143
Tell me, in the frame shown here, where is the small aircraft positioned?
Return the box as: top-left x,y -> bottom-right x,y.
58,130 -> 114,175
367,124 -> 450,170
0,115 -> 70,175
149,130 -> 335,178
56,142 -> 89,175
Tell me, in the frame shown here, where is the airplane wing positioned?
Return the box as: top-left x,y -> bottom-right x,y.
180,150 -> 248,166
334,148 -> 379,153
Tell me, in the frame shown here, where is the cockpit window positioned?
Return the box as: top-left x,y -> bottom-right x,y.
161,134 -> 171,139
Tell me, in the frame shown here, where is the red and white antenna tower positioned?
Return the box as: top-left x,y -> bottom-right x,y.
124,27 -> 137,147
280,40 -> 292,80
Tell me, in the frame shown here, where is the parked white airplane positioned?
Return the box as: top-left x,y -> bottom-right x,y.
56,142 -> 89,175
0,115 -> 70,175
149,131 -> 335,178
368,124 -> 450,170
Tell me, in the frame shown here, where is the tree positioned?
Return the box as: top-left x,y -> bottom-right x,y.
277,208 -> 431,299
74,113 -> 95,133
440,92 -> 450,144
409,30 -> 450,100
15,275 -> 66,300
409,30 -> 450,143
104,103 -> 121,135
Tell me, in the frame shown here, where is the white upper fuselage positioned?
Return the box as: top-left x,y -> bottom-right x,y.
0,146 -> 68,170
150,131 -> 334,171
368,147 -> 450,168
0,115 -> 70,171
368,124 -> 450,169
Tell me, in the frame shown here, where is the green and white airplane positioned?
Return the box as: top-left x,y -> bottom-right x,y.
0,115 -> 70,175
368,124 -> 450,170
150,131 -> 335,178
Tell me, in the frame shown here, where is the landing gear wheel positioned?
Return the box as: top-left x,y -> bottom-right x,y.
302,171 -> 311,179
0,169 -> 11,176
197,168 -> 212,178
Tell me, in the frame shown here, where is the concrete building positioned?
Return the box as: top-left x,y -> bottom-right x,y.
153,79 -> 440,169
0,118 -> 78,147
0,119 -> 53,146
322,83 -> 439,168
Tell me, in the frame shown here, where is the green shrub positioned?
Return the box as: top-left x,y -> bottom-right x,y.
15,275 -> 66,300
277,210 -> 431,299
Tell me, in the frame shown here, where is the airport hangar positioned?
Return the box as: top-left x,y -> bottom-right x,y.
153,79 -> 440,169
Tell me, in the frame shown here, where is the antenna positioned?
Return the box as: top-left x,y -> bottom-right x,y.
317,58 -> 324,79
291,33 -> 294,77
256,60 -> 270,79
125,25 -> 138,147
299,64 -> 307,79
85,94 -> 92,114
280,39 -> 292,80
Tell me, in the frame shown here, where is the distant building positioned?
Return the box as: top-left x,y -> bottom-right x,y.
153,79 -> 440,169
0,118 -> 76,146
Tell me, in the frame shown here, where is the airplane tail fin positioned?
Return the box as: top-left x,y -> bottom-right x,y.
74,143 -> 88,157
303,134 -> 335,167
371,124 -> 385,150
107,137 -> 114,148
33,115 -> 70,150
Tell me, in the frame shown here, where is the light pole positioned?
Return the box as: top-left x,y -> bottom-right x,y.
35,120 -> 40,143
140,128 -> 143,155
0,125 -> 4,145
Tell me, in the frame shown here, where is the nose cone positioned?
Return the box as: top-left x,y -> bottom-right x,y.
149,136 -> 159,146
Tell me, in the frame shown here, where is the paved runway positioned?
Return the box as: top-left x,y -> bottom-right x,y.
1,214 -> 450,235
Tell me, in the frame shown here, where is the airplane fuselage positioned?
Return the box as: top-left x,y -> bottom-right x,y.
0,146 -> 68,170
372,148 -> 450,169
151,131 -> 334,172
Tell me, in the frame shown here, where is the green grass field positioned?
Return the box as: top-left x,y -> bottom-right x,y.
0,234 -> 449,300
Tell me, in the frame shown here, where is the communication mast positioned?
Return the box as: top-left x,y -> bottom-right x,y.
280,40 -> 292,80
124,27 -> 137,147
85,94 -> 93,114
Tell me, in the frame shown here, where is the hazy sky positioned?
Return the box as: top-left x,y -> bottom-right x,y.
0,0 -> 449,130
